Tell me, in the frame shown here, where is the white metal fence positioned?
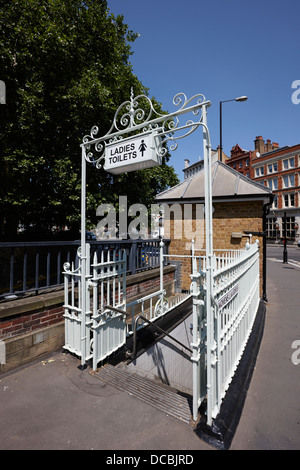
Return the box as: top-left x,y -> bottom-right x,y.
63,244 -> 91,361
90,247 -> 127,370
63,244 -> 128,369
64,239 -> 260,427
63,241 -> 188,369
191,240 -> 260,424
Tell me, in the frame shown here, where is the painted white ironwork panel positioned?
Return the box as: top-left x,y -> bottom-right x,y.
63,243 -> 92,360
91,248 -> 127,370
209,241 -> 260,421
92,310 -> 127,366
192,241 -> 260,425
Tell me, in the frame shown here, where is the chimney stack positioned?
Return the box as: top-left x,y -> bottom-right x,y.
266,139 -> 273,152
254,136 -> 265,154
184,159 -> 190,169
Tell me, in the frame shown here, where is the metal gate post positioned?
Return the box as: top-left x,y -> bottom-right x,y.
202,104 -> 215,426
191,240 -> 201,421
159,239 -> 164,310
80,145 -> 88,368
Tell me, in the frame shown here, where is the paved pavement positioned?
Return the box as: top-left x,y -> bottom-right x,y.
0,259 -> 299,451
231,257 -> 300,450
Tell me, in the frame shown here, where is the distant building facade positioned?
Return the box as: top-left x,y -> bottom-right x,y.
226,136 -> 300,243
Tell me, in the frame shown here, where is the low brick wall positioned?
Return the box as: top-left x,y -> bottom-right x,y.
0,291 -> 65,341
0,265 -> 176,374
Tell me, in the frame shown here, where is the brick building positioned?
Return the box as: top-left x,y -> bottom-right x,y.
225,136 -> 280,179
156,160 -> 272,295
226,136 -> 300,243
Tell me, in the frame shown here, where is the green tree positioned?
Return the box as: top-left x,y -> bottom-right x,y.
0,0 -> 179,239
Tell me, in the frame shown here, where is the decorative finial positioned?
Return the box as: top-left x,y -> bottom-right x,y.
129,87 -> 135,127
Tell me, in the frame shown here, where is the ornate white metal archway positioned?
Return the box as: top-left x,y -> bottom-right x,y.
72,90 -> 214,423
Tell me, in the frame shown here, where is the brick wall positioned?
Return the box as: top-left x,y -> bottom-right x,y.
0,292 -> 65,341
0,306 -> 64,340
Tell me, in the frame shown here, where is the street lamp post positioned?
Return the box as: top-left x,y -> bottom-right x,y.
283,211 -> 288,263
219,96 -> 248,162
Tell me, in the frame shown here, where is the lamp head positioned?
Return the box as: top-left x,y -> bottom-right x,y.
235,96 -> 248,102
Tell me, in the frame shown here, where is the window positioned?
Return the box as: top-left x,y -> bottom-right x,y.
255,166 -> 264,177
267,162 -> 278,174
246,158 -> 249,166
283,157 -> 295,170
282,216 -> 296,240
291,193 -> 295,206
282,174 -> 295,188
266,217 -> 279,239
267,178 -> 278,190
283,193 -> 295,208
239,161 -> 242,169
272,195 -> 278,209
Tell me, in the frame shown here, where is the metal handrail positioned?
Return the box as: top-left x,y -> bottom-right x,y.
103,305 -> 192,358
125,314 -> 192,359
103,305 -> 131,316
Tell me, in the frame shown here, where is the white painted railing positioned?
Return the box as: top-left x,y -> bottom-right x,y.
192,240 -> 260,424
90,248 -> 127,370
126,241 -> 191,334
63,241 -> 179,369
210,241 -> 260,421
63,244 -> 91,361
63,244 -> 128,369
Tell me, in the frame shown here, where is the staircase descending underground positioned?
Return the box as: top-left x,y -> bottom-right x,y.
95,364 -> 193,425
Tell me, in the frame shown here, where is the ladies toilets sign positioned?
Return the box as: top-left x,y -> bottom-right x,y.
104,131 -> 161,174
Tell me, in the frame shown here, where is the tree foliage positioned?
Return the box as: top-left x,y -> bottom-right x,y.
0,0 -> 179,239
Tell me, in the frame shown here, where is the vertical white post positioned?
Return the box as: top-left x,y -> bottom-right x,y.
202,104 -> 214,425
191,239 -> 200,421
80,145 -> 87,368
92,251 -> 98,371
159,240 -> 164,291
159,239 -> 164,310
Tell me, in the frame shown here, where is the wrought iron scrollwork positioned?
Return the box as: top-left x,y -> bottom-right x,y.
158,93 -> 207,156
82,89 -> 210,164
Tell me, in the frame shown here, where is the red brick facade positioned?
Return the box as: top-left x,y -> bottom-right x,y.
226,137 -> 300,242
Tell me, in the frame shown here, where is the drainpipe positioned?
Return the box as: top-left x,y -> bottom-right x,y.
244,195 -> 273,302
262,196 -> 274,302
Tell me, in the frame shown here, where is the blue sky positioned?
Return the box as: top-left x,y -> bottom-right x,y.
107,0 -> 300,181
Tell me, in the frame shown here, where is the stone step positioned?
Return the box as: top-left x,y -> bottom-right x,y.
95,364 -> 192,424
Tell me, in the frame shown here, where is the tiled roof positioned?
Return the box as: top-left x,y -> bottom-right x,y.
156,160 -> 272,202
